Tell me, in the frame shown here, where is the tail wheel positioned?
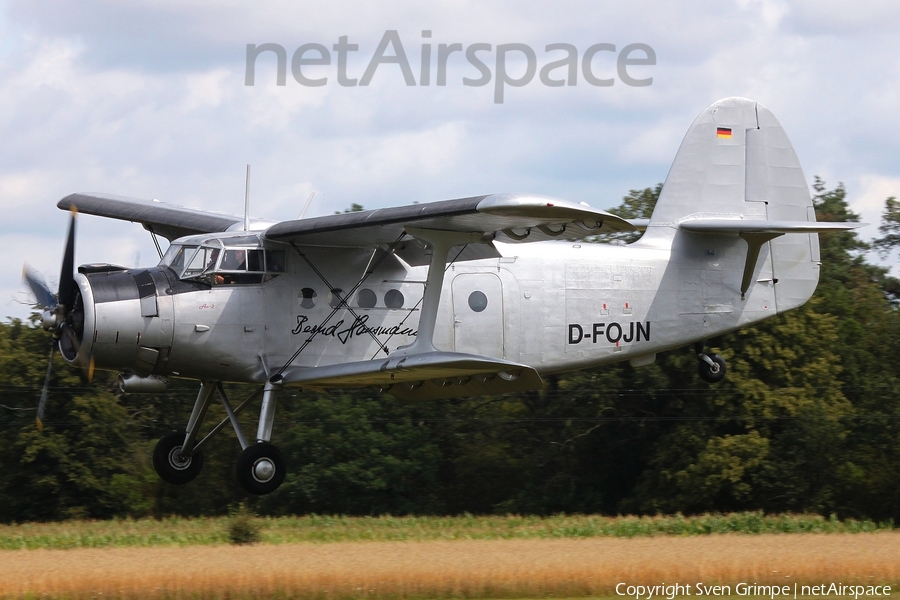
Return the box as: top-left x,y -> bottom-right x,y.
237,442 -> 286,495
698,353 -> 727,384
153,431 -> 203,485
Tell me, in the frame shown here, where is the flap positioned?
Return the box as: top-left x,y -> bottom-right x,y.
280,350 -> 543,401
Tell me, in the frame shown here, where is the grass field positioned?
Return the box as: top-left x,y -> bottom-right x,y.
0,511 -> 893,549
1,533 -> 898,599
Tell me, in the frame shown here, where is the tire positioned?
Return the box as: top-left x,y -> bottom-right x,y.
237,442 -> 286,495
698,353 -> 727,384
153,431 -> 203,485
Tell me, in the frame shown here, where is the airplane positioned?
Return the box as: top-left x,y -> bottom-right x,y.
22,97 -> 862,495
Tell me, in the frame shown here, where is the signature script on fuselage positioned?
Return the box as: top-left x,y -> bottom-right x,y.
292,314 -> 417,344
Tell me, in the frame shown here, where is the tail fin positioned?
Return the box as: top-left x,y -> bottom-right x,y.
644,97 -> 809,231
641,97 -> 861,312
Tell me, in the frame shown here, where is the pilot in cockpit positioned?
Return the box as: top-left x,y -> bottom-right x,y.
221,249 -> 246,271
215,249 -> 247,284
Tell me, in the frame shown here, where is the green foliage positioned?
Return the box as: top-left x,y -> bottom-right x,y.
335,203 -> 365,214
589,183 -> 661,244
0,512 -> 891,549
872,195 -> 900,257
228,502 -> 261,545
258,391 -> 445,515
611,184 -> 663,219
3,178 -> 900,523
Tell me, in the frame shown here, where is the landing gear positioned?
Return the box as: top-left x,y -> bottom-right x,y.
150,378 -> 288,495
695,342 -> 727,384
153,431 -> 204,484
237,442 -> 286,495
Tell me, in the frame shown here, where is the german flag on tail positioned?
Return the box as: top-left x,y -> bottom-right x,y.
716,127 -> 732,138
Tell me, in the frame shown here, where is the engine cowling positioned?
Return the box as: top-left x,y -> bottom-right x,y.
69,265 -> 176,377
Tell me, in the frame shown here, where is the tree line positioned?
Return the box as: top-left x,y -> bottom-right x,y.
2,179 -> 899,522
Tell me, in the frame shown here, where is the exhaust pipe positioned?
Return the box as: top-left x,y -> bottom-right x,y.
118,373 -> 168,394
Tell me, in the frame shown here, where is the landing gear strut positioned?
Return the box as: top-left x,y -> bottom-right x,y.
695,341 -> 726,384
151,378 -> 287,495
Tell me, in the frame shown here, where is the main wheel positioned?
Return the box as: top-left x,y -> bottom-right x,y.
698,353 -> 727,384
153,431 -> 203,485
237,442 -> 286,495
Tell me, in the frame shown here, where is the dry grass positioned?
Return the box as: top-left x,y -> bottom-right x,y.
1,532 -> 898,599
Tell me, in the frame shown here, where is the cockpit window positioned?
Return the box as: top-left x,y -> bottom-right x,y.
160,243 -> 183,268
221,249 -> 248,271
182,247 -> 218,278
160,239 -> 286,285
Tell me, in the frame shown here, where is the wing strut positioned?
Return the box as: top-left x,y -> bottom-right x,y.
146,225 -> 164,260
395,227 -> 483,355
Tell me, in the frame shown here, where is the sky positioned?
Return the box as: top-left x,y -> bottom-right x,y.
2,0 -> 900,320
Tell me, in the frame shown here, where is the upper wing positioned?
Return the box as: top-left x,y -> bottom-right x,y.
58,193 -> 253,241
59,192 -> 635,258
264,193 -> 635,247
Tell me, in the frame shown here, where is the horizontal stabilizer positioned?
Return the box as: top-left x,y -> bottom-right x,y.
680,218 -> 864,297
680,219 -> 865,234
280,350 -> 543,401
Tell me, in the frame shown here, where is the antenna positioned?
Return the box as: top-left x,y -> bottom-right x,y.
299,191 -> 316,219
243,164 -> 251,231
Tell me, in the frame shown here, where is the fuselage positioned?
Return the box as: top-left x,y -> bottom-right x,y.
69,225 -> 795,384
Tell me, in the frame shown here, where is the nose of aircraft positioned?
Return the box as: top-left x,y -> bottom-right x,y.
21,207 -> 94,430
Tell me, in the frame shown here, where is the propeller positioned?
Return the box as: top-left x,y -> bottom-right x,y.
22,207 -> 93,430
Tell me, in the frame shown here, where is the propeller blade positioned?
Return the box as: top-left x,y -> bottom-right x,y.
58,207 -> 77,310
22,265 -> 56,310
36,343 -> 56,431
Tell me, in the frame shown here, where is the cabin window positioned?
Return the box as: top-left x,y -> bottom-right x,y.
468,291 -> 488,312
384,289 -> 404,309
300,287 -> 317,308
328,289 -> 344,308
357,288 -> 377,308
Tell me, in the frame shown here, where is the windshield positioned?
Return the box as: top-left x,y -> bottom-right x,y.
182,246 -> 220,277
159,243 -> 185,269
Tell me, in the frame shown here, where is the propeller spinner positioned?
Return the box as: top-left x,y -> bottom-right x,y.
22,207 -> 93,430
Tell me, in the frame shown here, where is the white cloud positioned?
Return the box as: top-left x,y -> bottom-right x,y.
2,1 -> 900,321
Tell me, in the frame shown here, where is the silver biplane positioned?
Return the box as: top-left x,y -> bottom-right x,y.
23,98 -> 861,494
